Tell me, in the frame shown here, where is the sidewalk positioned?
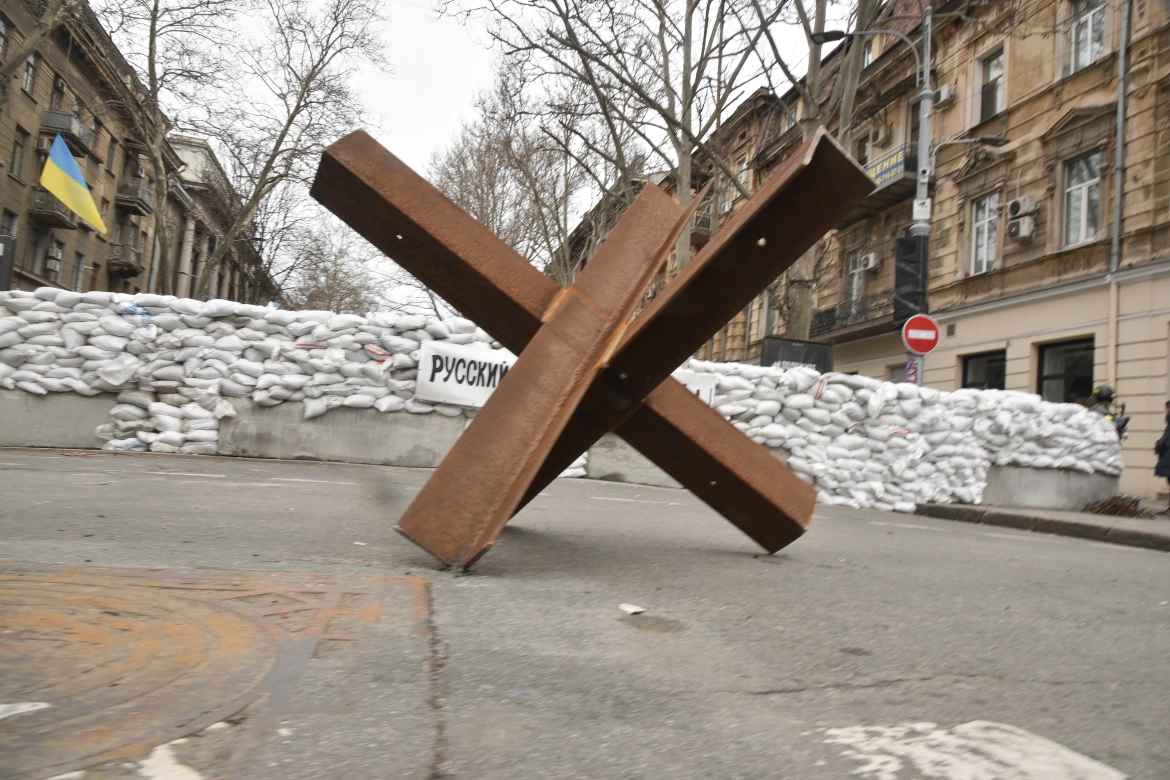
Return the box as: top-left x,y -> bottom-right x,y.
916,502 -> 1170,552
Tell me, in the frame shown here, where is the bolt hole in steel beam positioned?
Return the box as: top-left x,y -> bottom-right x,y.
310,129 -> 873,567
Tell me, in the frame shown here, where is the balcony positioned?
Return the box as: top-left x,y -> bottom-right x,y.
116,176 -> 154,215
40,112 -> 95,157
689,204 -> 714,246
838,145 -> 921,227
810,290 -> 895,344
29,187 -> 77,229
107,244 -> 145,279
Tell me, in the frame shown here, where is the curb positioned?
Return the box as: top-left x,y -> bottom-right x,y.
915,504 -> 1170,552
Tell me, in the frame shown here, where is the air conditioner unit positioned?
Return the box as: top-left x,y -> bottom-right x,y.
933,83 -> 956,109
1008,195 -> 1038,218
133,165 -> 147,179
1008,216 -> 1036,241
721,201 -> 734,214
35,136 -> 52,153
45,258 -> 61,272
45,246 -> 63,260
861,252 -> 881,271
54,77 -> 66,92
870,125 -> 892,148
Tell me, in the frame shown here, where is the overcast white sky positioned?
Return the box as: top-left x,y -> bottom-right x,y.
352,1 -> 823,176
354,1 -> 498,174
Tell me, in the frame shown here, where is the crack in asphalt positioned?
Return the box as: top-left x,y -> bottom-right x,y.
424,581 -> 449,779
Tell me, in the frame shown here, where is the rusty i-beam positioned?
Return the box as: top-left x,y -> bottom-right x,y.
311,129 -> 873,568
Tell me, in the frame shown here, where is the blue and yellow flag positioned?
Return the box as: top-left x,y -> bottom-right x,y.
40,133 -> 107,234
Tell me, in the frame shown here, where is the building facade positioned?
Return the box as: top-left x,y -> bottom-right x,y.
0,0 -> 275,304
693,0 -> 1170,499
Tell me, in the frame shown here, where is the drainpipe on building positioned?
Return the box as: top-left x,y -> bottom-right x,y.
1108,0 -> 1132,387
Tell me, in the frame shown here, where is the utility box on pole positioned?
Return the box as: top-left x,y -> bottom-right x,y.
894,235 -> 928,328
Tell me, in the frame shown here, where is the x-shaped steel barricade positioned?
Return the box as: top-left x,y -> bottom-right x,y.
311,129 -> 873,568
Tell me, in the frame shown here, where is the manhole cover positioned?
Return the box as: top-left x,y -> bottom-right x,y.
0,563 -> 426,779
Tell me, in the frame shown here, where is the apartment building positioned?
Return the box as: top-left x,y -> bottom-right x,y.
0,0 -> 275,304
694,0 -> 1170,498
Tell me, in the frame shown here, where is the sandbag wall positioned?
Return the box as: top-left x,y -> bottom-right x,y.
0,288 -> 588,477
682,358 -> 1123,512
0,287 -> 1120,506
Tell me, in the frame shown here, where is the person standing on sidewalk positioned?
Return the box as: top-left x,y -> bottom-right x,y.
1154,400 -> 1170,514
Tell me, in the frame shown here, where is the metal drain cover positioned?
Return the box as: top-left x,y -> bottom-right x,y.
0,562 -> 429,779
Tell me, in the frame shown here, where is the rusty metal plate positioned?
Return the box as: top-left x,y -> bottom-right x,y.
395,185 -> 691,567
311,130 -> 873,562
0,562 -> 427,779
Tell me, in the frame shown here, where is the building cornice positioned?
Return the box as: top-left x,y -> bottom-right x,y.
930,258 -> 1170,322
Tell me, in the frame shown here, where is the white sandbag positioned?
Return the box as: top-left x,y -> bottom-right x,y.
375,394 -> 407,413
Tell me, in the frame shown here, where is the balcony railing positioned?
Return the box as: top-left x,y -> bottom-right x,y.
29,187 -> 77,229
107,244 -> 145,279
41,112 -> 95,156
691,207 -> 713,235
116,177 -> 154,215
810,290 -> 895,338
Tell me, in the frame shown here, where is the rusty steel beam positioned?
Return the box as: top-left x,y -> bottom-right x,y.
310,131 -> 872,556
516,129 -> 875,509
394,186 -> 689,567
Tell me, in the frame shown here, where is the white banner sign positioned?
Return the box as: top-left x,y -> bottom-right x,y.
415,340 -> 517,408
672,369 -> 718,406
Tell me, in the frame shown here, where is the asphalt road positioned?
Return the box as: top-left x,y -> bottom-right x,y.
1,448 -> 1167,779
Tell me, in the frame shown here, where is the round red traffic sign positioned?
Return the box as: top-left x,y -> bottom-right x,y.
902,314 -> 940,355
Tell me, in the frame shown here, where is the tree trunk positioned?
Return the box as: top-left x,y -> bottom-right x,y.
784,248 -> 817,340
148,129 -> 171,295
674,144 -> 693,270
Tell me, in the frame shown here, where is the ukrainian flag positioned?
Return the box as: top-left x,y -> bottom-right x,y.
40,133 -> 107,233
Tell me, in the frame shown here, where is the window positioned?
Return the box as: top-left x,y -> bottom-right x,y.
963,350 -> 1007,390
1039,338 -> 1095,404
855,135 -> 870,166
45,239 -> 64,283
971,191 -> 1000,275
99,197 -> 110,223
71,252 -> 86,291
49,75 -> 65,111
1,210 -> 17,237
1071,0 -> 1106,72
0,15 -> 10,60
21,54 -> 36,94
1064,151 -> 1101,246
106,137 -> 118,172
980,50 -> 1004,122
846,251 -> 866,308
888,363 -> 908,382
24,226 -> 44,270
783,106 -> 797,132
9,127 -> 28,181
862,41 -> 873,68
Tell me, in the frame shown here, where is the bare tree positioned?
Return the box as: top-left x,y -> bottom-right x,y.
190,0 -> 385,299
459,0 -> 788,271
0,0 -> 83,109
428,63 -> 593,287
94,0 -> 238,295
282,219 -> 389,314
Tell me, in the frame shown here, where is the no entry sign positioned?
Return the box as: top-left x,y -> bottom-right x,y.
902,314 -> 940,355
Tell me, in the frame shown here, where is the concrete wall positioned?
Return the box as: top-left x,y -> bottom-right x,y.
0,391 -> 1126,511
982,465 -> 1120,511
219,400 -> 468,468
0,389 -> 112,449
585,433 -> 681,489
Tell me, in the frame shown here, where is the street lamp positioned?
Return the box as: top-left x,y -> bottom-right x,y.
929,135 -> 1009,174
809,28 -> 922,87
